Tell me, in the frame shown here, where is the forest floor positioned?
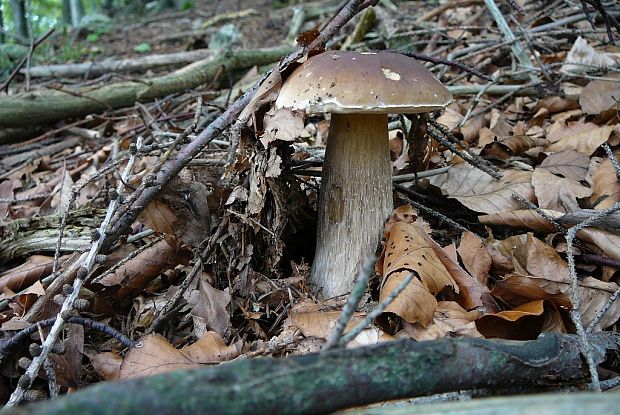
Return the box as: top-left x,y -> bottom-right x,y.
1,0 -> 620,410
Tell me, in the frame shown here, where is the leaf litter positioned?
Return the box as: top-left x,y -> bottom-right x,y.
0,0 -> 620,400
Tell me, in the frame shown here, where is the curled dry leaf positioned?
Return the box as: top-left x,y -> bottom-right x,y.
475,300 -> 565,340
539,149 -> 590,181
430,164 -> 534,214
0,255 -> 55,292
119,332 -> 242,379
493,274 -> 619,331
531,168 -> 592,212
591,158 -> 620,210
494,234 -> 570,281
482,135 -> 547,160
139,177 -> 211,247
404,301 -> 482,341
96,239 -> 191,299
379,220 -> 458,326
260,107 -> 305,147
457,232 -> 492,284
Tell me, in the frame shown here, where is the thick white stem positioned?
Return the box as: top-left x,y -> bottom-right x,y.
311,113 -> 393,298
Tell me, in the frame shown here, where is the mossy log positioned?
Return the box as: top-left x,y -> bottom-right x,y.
6,333 -> 620,415
0,46 -> 293,128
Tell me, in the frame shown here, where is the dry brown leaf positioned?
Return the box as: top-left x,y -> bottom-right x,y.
591,158 -> 620,210
186,273 -> 231,337
545,123 -> 613,155
561,36 -> 620,73
91,352 -> 122,381
435,105 -> 463,130
531,168 -> 592,212
479,209 -> 560,232
580,73 -> 620,115
139,176 -> 211,247
120,332 -> 241,379
482,135 -> 547,160
494,233 -> 569,281
493,274 -> 619,331
381,270 -> 437,326
539,149 -> 590,181
533,96 -> 580,115
430,164 -> 534,214
260,107 -> 305,147
457,232 -> 492,284
403,301 -> 482,341
289,302 -> 390,347
419,229 -> 497,312
379,221 -> 458,326
0,255 -> 55,292
96,240 -> 191,298
51,323 -> 84,387
475,300 -> 565,340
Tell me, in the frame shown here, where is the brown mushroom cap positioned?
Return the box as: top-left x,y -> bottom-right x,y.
276,50 -> 452,114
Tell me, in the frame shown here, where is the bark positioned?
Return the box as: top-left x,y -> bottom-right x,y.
6,333 -> 618,415
22,48 -> 215,78
311,113 -> 393,297
0,46 -> 293,128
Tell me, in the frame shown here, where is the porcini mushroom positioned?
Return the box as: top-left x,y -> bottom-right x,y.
276,51 -> 452,298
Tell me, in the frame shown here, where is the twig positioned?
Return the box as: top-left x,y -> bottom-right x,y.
391,50 -> 493,82
0,316 -> 135,359
0,28 -> 54,93
602,143 -> 620,179
565,202 -> 620,393
394,184 -> 470,234
338,273 -> 415,347
585,285 -> 620,334
324,256 -> 376,350
512,193 -> 566,233
483,0 -> 534,70
4,138 -> 143,408
427,120 -> 502,179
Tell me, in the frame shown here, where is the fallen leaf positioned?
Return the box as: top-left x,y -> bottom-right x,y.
457,232 -> 492,284
404,301 -> 482,341
120,332 -> 241,379
430,164 -> 534,214
546,123 -> 613,155
531,168 -> 592,212
186,274 -> 231,337
260,107 -> 305,147
591,158 -> 620,210
579,73 -> 620,115
91,352 -> 122,381
539,149 -> 590,181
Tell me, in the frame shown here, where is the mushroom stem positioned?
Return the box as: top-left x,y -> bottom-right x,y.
311,113 -> 393,298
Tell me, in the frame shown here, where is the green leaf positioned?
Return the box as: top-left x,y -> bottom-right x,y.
133,43 -> 152,53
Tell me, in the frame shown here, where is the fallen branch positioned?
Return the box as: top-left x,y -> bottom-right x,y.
5,333 -> 619,415
21,48 -> 216,78
0,46 -> 293,128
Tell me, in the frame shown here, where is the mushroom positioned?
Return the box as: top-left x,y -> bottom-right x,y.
276,50 -> 452,298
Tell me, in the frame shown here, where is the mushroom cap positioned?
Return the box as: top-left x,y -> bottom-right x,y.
275,51 -> 452,114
